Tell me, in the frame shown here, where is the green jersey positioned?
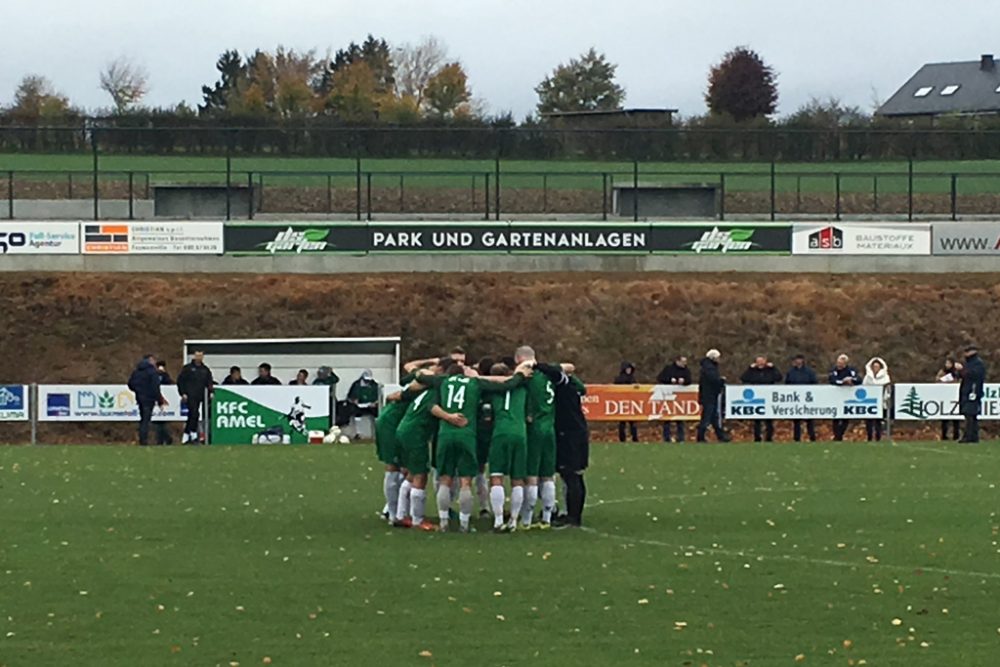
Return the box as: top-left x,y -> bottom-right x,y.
526,372 -> 556,423
396,384 -> 438,436
420,373 -> 525,436
491,385 -> 528,439
375,372 -> 418,430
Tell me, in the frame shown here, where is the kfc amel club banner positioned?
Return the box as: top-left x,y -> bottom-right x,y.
582,385 -> 702,421
210,386 -> 330,445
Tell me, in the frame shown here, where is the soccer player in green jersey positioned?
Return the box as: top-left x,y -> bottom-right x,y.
416,362 -> 531,532
487,362 -> 531,531
474,357 -> 497,519
375,357 -> 440,523
516,346 -> 575,529
394,362 -> 468,530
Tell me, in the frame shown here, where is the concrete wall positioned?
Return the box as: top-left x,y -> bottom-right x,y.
1,253 -> 999,274
0,200 -> 154,220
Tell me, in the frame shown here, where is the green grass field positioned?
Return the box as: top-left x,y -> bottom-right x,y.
3,442 -> 1000,666
4,153 -> 1000,194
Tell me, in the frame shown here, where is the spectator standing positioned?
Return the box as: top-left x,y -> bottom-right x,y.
154,361 -> 174,445
862,357 -> 891,442
785,355 -> 818,442
614,362 -> 639,443
128,354 -> 165,447
313,366 -> 340,388
657,356 -> 692,442
936,358 -> 962,441
828,354 -> 860,441
696,349 -> 729,443
177,350 -> 214,444
289,369 -> 309,385
252,363 -> 282,386
348,369 -> 381,419
739,356 -> 783,442
222,366 -> 249,385
959,344 -> 987,443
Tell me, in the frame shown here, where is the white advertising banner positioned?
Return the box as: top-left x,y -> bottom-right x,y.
0,385 -> 30,421
0,222 -> 80,255
82,222 -> 224,254
792,224 -> 931,255
38,384 -> 187,422
724,385 -> 884,420
894,383 -> 1000,420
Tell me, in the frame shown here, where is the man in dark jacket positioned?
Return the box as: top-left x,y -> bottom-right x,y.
155,361 -> 174,445
177,350 -> 214,444
251,363 -> 282,386
614,362 -> 639,443
959,344 -> 987,443
222,366 -> 249,385
533,362 -> 589,528
657,356 -> 692,442
785,354 -> 818,442
128,354 -> 164,446
696,349 -> 729,442
740,356 -> 783,442
828,354 -> 860,441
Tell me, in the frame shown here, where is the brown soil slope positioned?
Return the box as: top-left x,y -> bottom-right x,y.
0,272 -> 994,385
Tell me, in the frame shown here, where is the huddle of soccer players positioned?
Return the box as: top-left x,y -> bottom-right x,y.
374,346 -> 573,533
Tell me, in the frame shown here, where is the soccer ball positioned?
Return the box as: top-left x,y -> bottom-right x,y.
338,435 -> 350,445
322,433 -> 337,444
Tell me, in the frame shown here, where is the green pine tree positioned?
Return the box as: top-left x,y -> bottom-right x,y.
900,386 -> 924,418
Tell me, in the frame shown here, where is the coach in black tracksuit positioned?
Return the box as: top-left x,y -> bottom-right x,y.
828,355 -> 860,441
740,357 -> 783,442
535,362 -> 589,528
177,351 -> 214,444
696,350 -> 728,442
959,344 -> 987,443
128,355 -> 164,446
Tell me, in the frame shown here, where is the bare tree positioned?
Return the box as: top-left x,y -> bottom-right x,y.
99,57 -> 149,113
393,36 -> 447,105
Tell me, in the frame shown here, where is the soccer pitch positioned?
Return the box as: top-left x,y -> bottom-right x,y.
2,442 -> 999,666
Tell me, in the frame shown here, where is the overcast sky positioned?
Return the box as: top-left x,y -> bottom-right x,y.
3,0 -> 996,117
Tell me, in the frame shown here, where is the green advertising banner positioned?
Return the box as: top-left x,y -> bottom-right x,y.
210,386 -> 331,445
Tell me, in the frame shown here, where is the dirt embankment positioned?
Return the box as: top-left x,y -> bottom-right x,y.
0,272 -> 995,443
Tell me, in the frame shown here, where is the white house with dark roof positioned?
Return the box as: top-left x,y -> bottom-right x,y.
878,54 -> 1000,117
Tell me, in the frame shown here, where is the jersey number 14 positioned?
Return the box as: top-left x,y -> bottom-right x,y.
446,383 -> 467,410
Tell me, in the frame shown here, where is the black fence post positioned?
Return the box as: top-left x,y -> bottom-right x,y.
719,173 -> 726,221
128,171 -> 134,221
326,174 -> 333,215
494,157 -> 500,221
906,158 -> 914,222
835,172 -> 841,221
68,173 -> 73,199
769,160 -> 776,221
542,173 -> 548,214
873,175 -> 878,213
7,170 -> 13,220
399,174 -> 404,213
257,173 -> 264,212
602,173 -> 608,221
247,171 -> 254,220
795,175 -> 801,213
145,173 -> 151,200
484,173 -> 490,220
366,172 -> 373,221
91,129 -> 100,221
951,173 -> 958,221
355,157 -> 362,222
632,160 -> 639,222
470,175 -> 476,212
225,154 -> 232,222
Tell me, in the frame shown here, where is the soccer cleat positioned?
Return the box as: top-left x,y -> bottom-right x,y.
438,522 -> 449,533
460,524 -> 476,534
393,517 -> 413,528
418,520 -> 437,532
506,520 -> 518,533
533,522 -> 552,531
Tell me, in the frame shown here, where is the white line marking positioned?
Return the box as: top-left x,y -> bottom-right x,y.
590,486 -> 812,506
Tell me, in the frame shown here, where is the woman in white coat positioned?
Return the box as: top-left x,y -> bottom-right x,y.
863,357 -> 891,441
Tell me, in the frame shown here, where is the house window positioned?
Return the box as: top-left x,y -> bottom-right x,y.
914,86 -> 933,97
940,85 -> 961,96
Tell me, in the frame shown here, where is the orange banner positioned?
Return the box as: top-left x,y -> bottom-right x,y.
582,384 -> 702,421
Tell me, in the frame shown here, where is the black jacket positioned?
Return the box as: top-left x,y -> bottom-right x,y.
128,359 -> 162,405
740,364 -> 783,385
614,362 -> 637,385
698,357 -> 724,403
785,365 -> 818,385
252,375 -> 282,386
177,361 -> 214,399
222,375 -> 249,385
535,363 -> 589,470
960,354 -> 987,415
657,362 -> 692,386
828,365 -> 860,386
158,370 -> 174,386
